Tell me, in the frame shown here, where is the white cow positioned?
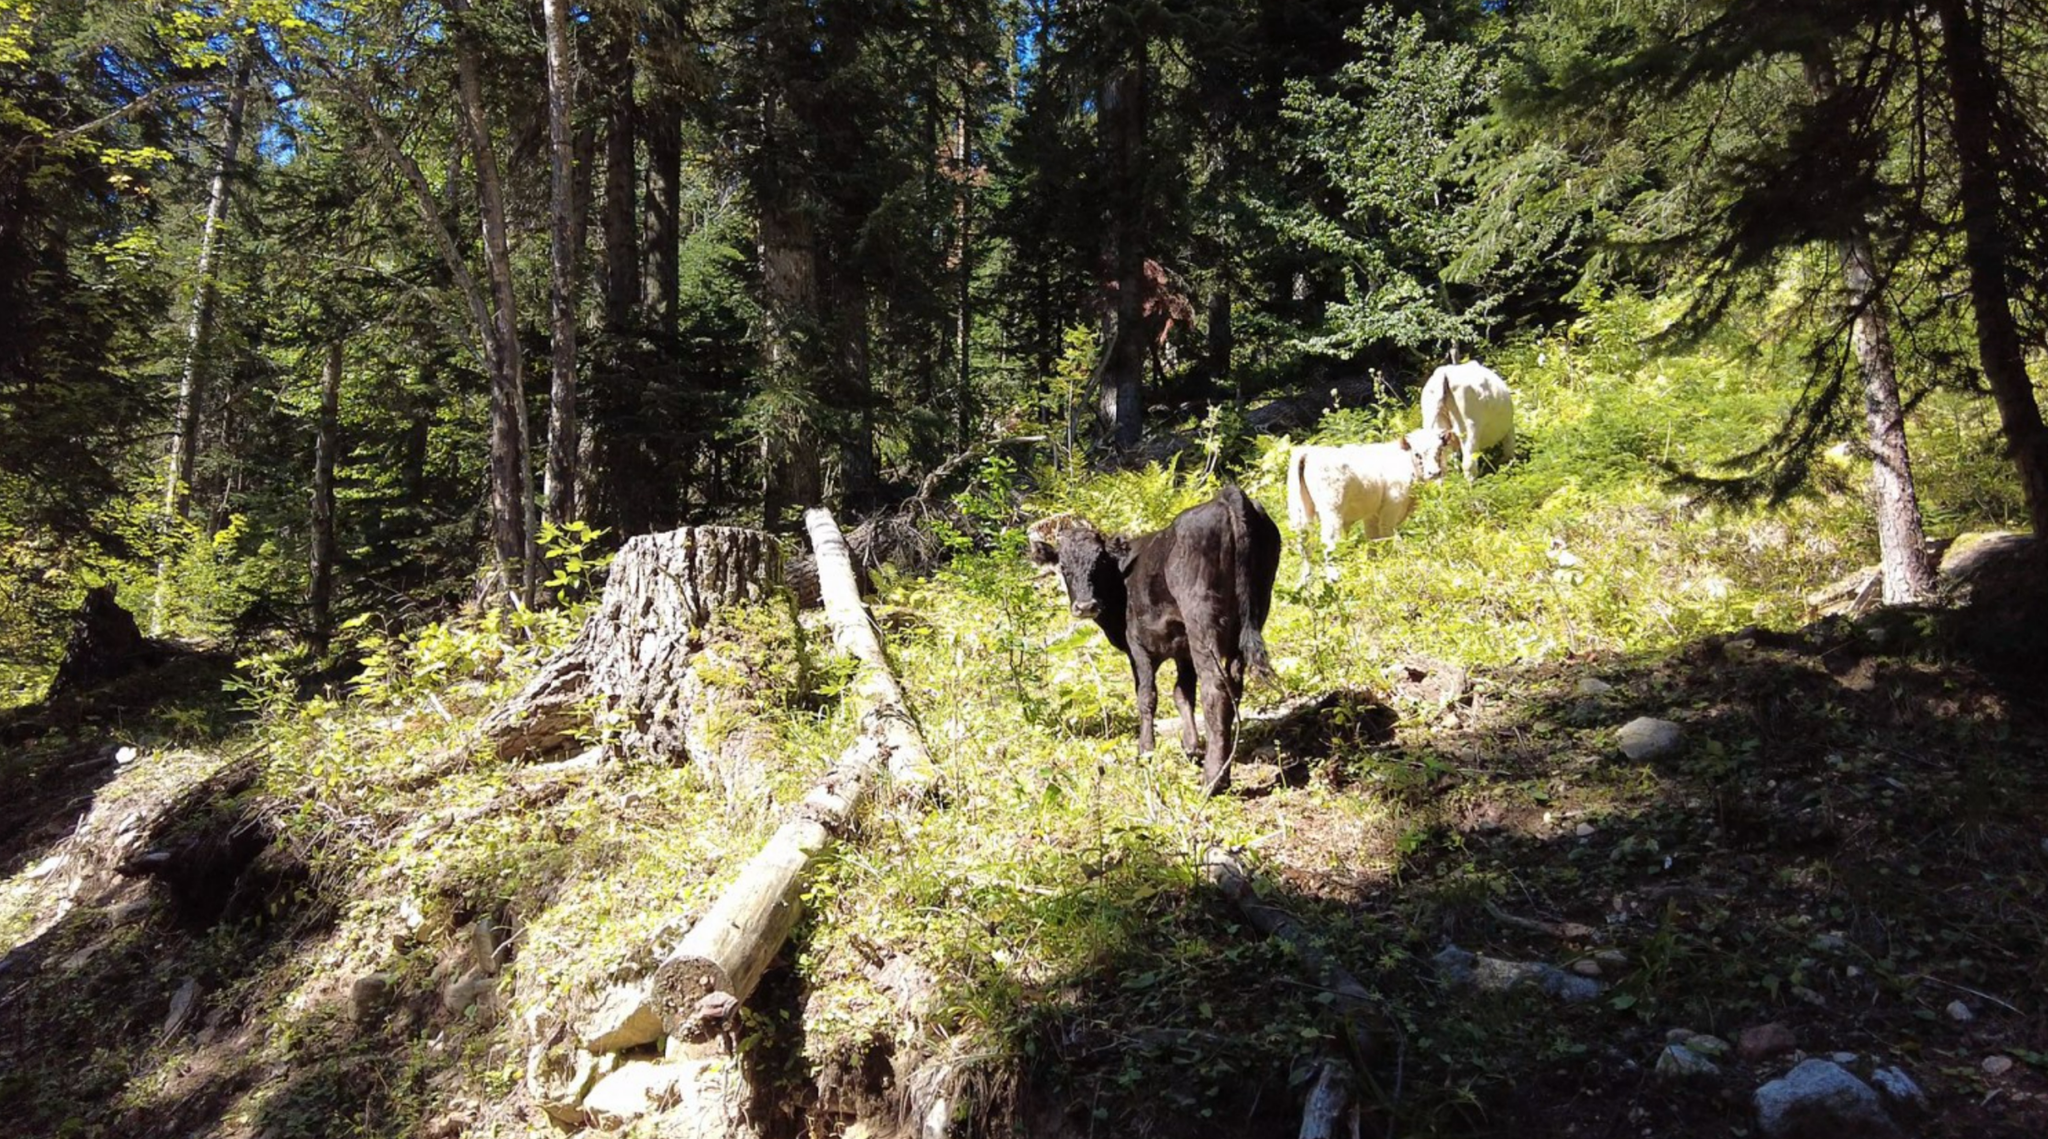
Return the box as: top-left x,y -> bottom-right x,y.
1285,428 -> 1454,583
1420,360 -> 1515,479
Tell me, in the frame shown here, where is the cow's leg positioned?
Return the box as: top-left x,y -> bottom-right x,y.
1129,648 -> 1160,756
1193,652 -> 1237,795
1296,529 -> 1316,587
1500,420 -> 1517,466
1171,655 -> 1200,756
1319,517 -> 1343,583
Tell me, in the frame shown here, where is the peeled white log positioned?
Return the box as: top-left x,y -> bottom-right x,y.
803,507 -> 939,795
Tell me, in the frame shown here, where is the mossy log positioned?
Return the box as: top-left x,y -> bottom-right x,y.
476,525 -> 782,761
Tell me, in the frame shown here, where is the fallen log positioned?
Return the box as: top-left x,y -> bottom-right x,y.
802,507 -> 939,796
642,507 -> 939,1042
1201,847 -> 1376,1138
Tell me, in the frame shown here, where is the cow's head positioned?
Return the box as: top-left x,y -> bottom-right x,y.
1401,427 -> 1458,481
1027,515 -> 1130,622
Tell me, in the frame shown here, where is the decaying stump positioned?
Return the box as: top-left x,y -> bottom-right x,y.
476,526 -> 783,761
47,585 -> 166,699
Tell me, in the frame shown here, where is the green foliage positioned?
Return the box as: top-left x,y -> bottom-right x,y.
538,520 -> 614,600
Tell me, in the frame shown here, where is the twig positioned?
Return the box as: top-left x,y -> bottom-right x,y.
1910,973 -> 2023,1016
1483,900 -> 1598,941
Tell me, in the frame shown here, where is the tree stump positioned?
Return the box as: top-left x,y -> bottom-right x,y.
477,526 -> 783,761
47,585 -> 163,700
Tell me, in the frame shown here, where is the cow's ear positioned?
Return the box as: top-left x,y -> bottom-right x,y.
1027,538 -> 1058,566
1398,436 -> 1413,451
1109,535 -> 1135,568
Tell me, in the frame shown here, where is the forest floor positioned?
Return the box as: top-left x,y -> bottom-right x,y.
4,314 -> 2045,1138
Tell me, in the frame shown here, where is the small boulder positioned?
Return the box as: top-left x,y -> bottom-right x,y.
1945,999 -> 1973,1023
582,1061 -> 688,1128
350,973 -> 396,1027
1574,822 -> 1596,838
1570,959 -> 1602,978
1616,717 -> 1684,761
1657,1043 -> 1720,1079
579,982 -> 665,1054
1870,1067 -> 1927,1115
1754,1059 -> 1900,1139
1575,677 -> 1614,697
1983,1055 -> 2014,1076
1433,945 -> 1604,1004
1738,1022 -> 1797,1063
1685,1034 -> 1731,1059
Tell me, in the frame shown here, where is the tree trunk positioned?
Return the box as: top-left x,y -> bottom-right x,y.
643,96 -> 682,337
1206,280 -> 1233,396
1098,52 -> 1149,451
1841,233 -> 1937,603
953,101 -> 974,455
164,54 -> 254,524
757,194 -> 821,528
1935,0 -> 2048,538
541,0 -> 581,531
475,526 -> 785,762
451,0 -> 537,602
1804,54 -> 1938,605
600,23 -> 638,333
309,342 -> 342,655
1297,1060 -> 1355,1139
826,259 -> 875,504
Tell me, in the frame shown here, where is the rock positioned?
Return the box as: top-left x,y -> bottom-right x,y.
1809,933 -> 1846,953
1433,945 -> 1604,1004
1594,949 -> 1629,968
1870,1067 -> 1927,1114
1791,985 -> 1825,1007
443,969 -> 497,1022
471,915 -> 505,975
1570,959 -> 1602,977
580,982 -> 665,1054
1830,1051 -> 1857,1065
1945,999 -> 1973,1022
350,973 -> 396,1027
162,978 -> 202,1037
1575,677 -> 1614,697
1753,1059 -> 1900,1139
1657,1043 -> 1720,1079
1666,1028 -> 1696,1044
1685,1034 -> 1731,1059
1574,822 -> 1596,838
1983,1055 -> 2014,1076
1738,1022 -> 1798,1063
1616,717 -> 1684,761
582,1061 -> 689,1127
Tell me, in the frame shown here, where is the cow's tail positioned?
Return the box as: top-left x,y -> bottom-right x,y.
1286,447 -> 1313,533
1225,486 -> 1278,686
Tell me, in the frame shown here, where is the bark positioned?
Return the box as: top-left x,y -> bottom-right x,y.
757,189 -> 822,528
451,0 -> 538,602
1206,280 -> 1233,394
600,24 -> 637,333
643,96 -> 682,337
1935,0 -> 2048,538
476,526 -> 785,762
541,0 -> 581,530
164,55 -> 254,523
826,259 -> 876,504
1098,53 -> 1149,451
1841,233 -> 1937,603
309,342 -> 342,655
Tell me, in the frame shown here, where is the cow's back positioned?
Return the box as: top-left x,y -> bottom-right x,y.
1427,362 -> 1513,451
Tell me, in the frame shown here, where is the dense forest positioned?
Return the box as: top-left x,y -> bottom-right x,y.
3,1 -> 2047,1137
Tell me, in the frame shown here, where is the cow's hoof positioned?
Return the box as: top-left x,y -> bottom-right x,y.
1200,763 -> 1232,797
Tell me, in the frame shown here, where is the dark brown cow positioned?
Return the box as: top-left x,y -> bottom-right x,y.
1028,486 -> 1282,795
